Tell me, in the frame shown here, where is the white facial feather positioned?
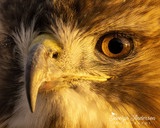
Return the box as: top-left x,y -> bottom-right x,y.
1,19 -> 136,128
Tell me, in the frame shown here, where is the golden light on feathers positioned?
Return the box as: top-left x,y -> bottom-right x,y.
0,0 -> 160,128
26,34 -> 112,112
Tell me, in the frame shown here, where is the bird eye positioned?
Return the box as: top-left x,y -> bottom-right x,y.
100,34 -> 133,58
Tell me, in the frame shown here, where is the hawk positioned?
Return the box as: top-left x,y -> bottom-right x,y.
0,0 -> 160,128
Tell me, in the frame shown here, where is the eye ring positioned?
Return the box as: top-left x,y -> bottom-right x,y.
100,34 -> 133,59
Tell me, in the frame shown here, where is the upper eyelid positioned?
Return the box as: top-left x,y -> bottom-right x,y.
101,30 -> 137,39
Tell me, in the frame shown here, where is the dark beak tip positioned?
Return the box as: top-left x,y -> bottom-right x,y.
26,91 -> 35,113
30,107 -> 35,113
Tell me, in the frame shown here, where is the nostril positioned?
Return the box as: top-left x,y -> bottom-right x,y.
52,52 -> 58,59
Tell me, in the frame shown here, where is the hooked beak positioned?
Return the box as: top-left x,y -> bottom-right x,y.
25,34 -> 61,113
25,34 -> 112,113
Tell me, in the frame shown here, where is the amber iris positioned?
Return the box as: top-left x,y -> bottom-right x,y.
101,34 -> 133,58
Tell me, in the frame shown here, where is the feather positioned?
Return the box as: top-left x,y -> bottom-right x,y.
0,0 -> 160,128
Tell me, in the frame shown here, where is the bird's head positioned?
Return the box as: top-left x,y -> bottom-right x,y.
25,34 -> 112,112
0,0 -> 160,128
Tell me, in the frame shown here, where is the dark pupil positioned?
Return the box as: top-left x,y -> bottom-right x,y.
108,38 -> 123,54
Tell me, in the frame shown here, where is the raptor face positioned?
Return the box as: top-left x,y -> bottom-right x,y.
0,0 -> 160,128
25,34 -> 111,113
